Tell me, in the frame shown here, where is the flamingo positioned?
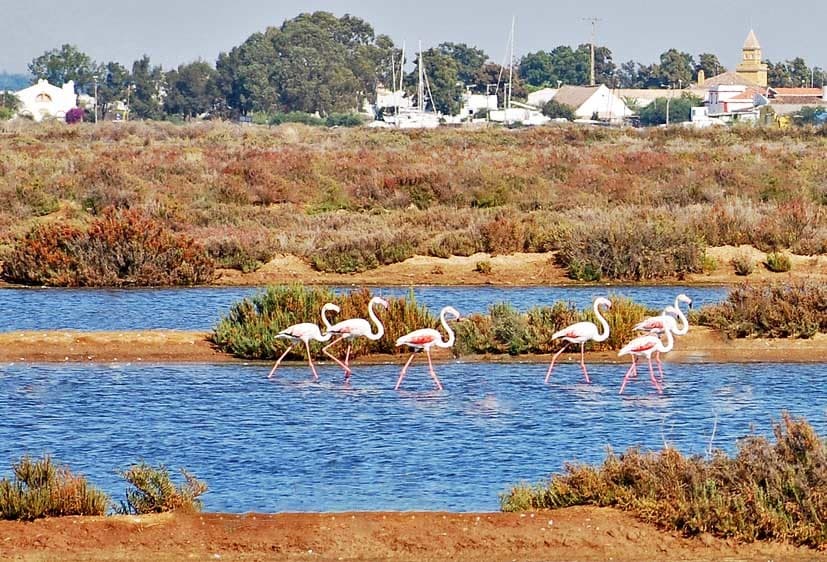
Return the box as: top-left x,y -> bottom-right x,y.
545,297 -> 612,384
618,326 -> 675,394
634,293 -> 692,336
633,293 -> 692,370
394,306 -> 461,391
322,296 -> 389,380
268,303 -> 341,380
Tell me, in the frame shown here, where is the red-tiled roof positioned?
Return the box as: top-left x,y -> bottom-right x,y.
770,87 -> 822,96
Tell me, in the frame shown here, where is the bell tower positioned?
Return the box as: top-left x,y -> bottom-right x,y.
736,30 -> 768,86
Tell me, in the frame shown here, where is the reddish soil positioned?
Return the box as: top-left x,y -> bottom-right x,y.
1,507 -> 822,561
0,327 -> 823,364
213,247 -> 827,286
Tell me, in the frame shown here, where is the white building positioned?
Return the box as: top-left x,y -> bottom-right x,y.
15,79 -> 79,122
529,85 -> 632,123
526,87 -> 558,108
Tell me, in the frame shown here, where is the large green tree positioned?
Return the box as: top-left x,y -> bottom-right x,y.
657,49 -> 695,87
696,53 -> 724,79
129,55 -> 164,120
638,93 -> 702,126
407,49 -> 462,115
518,44 -> 613,87
437,42 -> 487,85
473,62 -> 527,106
216,12 -> 395,115
164,61 -> 219,118
28,44 -> 98,93
97,61 -> 130,119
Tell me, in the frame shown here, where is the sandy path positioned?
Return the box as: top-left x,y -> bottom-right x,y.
0,327 -> 823,363
0,507 -> 820,561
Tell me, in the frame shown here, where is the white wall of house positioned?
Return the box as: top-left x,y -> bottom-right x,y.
15,79 -> 78,122
576,86 -> 632,121
526,88 -> 557,108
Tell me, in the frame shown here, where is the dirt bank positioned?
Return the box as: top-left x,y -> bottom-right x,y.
0,327 -> 824,364
0,507 -> 819,561
212,246 -> 827,286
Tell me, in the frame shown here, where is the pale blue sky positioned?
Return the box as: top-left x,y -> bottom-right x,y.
2,0 -> 825,73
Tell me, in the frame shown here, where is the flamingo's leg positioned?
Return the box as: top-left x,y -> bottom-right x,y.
268,343 -> 295,378
579,342 -> 591,384
545,343 -> 568,383
647,356 -> 663,394
655,352 -> 665,382
619,358 -> 636,394
322,336 -> 352,376
305,339 -> 318,380
395,352 -> 416,390
343,344 -> 353,380
426,348 -> 443,391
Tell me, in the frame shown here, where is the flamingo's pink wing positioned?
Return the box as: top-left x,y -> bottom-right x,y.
631,340 -> 657,353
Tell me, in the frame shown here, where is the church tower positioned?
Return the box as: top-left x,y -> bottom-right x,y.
736,30 -> 768,86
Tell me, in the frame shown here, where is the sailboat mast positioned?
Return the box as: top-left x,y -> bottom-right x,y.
418,40 -> 425,112
507,16 -> 515,112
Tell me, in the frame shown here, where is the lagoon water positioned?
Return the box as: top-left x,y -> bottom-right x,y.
0,285 -> 728,332
1,360 -> 824,512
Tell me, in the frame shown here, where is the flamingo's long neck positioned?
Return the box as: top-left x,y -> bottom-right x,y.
321,306 -> 336,331
593,301 -> 610,342
435,308 -> 456,348
672,299 -> 689,335
659,327 -> 675,353
367,300 -> 385,341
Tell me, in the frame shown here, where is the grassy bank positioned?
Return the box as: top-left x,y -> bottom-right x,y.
212,281 -> 827,361
501,413 -> 827,549
1,122 -> 826,286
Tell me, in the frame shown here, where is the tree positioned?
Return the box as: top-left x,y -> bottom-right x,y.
657,49 -> 695,87
28,44 -> 99,93
696,53 -> 724,79
129,55 -> 164,120
766,57 -> 814,87
216,12 -> 395,115
472,62 -> 527,106
638,92 -> 702,126
437,42 -> 487,85
578,44 -> 616,85
542,99 -> 574,120
794,106 -> 827,125
616,60 -> 660,89
0,92 -> 20,120
164,61 -> 219,118
97,62 -> 130,120
407,49 -> 461,115
519,51 -> 554,87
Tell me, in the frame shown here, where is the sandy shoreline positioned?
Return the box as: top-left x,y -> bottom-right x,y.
0,327 -> 823,364
0,507 -> 819,561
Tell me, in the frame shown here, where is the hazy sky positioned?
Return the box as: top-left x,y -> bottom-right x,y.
2,0 -> 826,74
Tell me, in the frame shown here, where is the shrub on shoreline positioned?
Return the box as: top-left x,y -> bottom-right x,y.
1,208 -> 214,287
696,280 -> 827,338
118,463 -> 207,515
211,285 -> 436,360
500,413 -> 827,549
0,455 -> 109,520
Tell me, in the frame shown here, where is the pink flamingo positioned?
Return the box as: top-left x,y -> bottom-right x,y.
545,297 -> 612,384
633,294 -> 692,371
268,303 -> 340,380
394,306 -> 460,391
323,296 -> 389,380
618,326 -> 674,394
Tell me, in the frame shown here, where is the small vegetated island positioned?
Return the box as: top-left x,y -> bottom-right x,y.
0,125 -> 825,287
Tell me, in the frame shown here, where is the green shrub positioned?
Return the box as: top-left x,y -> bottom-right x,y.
0,455 -> 109,520
557,215 -> 705,281
311,233 -> 414,273
696,280 -> 827,338
427,230 -> 480,258
211,285 -> 436,359
764,251 -> 792,273
475,260 -> 492,274
454,297 -> 655,356
119,463 -> 207,514
326,113 -> 365,127
731,250 -> 755,276
2,208 -> 214,287
500,413 -> 827,549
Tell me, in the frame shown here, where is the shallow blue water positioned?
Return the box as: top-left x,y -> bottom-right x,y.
0,285 -> 727,332
1,361 -> 824,512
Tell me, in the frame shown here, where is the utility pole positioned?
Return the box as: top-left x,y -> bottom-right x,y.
583,17 -> 601,86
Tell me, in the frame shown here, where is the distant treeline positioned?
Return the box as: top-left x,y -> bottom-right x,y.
13,11 -> 827,120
